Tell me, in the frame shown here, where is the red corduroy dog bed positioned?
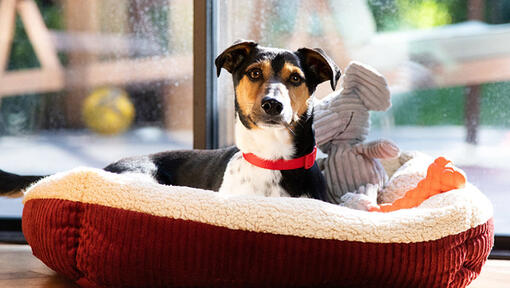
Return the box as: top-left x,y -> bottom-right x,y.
22,164 -> 493,288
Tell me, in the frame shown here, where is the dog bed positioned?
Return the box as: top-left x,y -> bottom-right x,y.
22,155 -> 493,288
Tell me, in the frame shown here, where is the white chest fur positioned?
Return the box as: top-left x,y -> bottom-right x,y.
218,118 -> 294,197
218,152 -> 290,197
234,118 -> 295,160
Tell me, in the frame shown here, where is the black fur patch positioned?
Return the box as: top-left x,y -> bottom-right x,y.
270,54 -> 285,74
270,52 -> 300,75
279,109 -> 326,200
105,147 -> 239,191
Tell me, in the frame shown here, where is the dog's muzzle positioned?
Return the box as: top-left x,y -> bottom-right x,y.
260,83 -> 292,123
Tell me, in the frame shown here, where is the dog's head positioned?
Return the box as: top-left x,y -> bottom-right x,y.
216,40 -> 341,130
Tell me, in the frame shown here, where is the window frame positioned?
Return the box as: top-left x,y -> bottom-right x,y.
0,218 -> 24,244
193,0 -> 219,149
492,236 -> 510,260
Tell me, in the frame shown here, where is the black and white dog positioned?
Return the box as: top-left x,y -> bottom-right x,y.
0,41 -> 340,200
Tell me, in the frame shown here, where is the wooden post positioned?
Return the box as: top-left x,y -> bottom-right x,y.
17,0 -> 62,71
0,0 -> 17,73
61,0 -> 99,127
465,85 -> 481,144
468,0 -> 485,20
164,0 -> 193,134
465,0 -> 485,144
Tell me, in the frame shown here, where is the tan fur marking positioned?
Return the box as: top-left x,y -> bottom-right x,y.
280,63 -> 305,80
280,63 -> 310,119
290,84 -> 310,118
235,61 -> 272,128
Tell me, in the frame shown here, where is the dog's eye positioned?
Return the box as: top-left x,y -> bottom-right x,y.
289,73 -> 303,85
247,68 -> 263,80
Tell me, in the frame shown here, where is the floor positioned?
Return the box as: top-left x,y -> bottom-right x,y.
0,244 -> 78,288
0,243 -> 507,288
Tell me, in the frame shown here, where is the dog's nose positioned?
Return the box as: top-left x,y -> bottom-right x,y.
261,97 -> 283,116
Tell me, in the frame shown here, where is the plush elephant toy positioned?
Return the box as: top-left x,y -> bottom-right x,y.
314,61 -> 400,210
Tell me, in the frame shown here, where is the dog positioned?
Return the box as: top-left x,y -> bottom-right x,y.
0,40 -> 340,200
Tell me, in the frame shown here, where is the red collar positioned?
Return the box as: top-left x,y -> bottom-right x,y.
242,147 -> 317,170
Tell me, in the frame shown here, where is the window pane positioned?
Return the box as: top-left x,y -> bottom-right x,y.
0,0 -> 192,217
218,0 -> 510,235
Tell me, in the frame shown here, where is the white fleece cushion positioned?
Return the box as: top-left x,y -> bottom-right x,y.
22,166 -> 492,244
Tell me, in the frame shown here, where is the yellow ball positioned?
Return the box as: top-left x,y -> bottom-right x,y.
82,87 -> 135,135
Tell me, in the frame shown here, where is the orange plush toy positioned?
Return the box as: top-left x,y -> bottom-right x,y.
369,157 -> 466,212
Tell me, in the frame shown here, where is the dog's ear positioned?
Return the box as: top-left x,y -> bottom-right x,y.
215,40 -> 258,77
297,48 -> 341,90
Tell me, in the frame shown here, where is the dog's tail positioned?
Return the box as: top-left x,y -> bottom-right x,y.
0,169 -> 45,198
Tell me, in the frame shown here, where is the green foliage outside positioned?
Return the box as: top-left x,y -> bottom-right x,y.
368,0 -> 468,32
390,86 -> 465,126
480,82 -> 510,127
8,0 -> 62,70
373,83 -> 510,128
